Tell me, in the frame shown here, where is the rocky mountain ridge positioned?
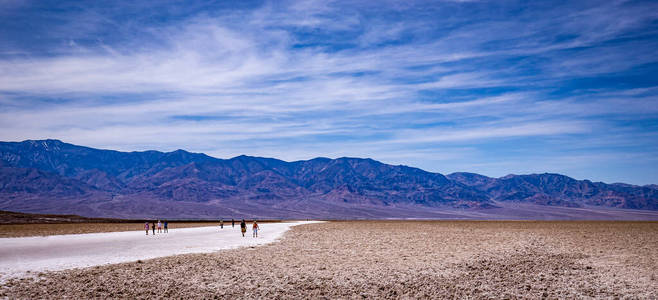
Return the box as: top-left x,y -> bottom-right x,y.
1,139 -> 656,219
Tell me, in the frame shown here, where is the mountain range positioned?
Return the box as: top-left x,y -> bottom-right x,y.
1,139 -> 657,220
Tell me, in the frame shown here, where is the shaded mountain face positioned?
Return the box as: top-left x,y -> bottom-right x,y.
447,172 -> 658,210
0,140 -> 656,218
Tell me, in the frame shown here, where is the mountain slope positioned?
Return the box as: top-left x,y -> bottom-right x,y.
447,172 -> 658,210
0,139 -> 656,219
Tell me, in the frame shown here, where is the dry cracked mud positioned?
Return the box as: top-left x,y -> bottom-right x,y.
1,221 -> 656,299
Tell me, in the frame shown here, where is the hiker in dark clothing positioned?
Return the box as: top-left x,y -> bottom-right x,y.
232,218 -> 235,228
240,219 -> 246,237
220,219 -> 224,229
164,221 -> 168,233
152,222 -> 156,235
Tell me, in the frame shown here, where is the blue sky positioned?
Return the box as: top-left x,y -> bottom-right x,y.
1,0 -> 657,184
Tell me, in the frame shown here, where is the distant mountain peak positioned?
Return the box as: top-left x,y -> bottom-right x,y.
0,139 -> 656,218
25,139 -> 64,143
24,139 -> 65,150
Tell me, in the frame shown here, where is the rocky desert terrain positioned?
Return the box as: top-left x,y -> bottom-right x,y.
1,221 -> 656,298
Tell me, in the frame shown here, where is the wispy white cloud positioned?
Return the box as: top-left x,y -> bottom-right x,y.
0,0 -> 657,184
382,120 -> 595,145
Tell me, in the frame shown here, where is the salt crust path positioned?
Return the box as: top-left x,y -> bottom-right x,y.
0,221 -> 319,281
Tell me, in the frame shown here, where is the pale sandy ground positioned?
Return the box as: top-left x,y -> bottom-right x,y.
0,221 -> 317,282
1,221 -> 656,299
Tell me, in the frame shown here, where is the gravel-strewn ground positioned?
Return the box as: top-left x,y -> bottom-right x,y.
1,221 -> 656,299
0,222 -> 228,238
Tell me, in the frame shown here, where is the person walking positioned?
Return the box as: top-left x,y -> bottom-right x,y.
152,222 -> 156,235
232,218 -> 235,228
164,220 -> 168,233
157,220 -> 162,233
145,222 -> 149,235
240,219 -> 246,237
252,220 -> 259,238
220,219 -> 224,229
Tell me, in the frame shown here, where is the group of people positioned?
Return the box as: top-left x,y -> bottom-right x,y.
143,218 -> 259,238
144,220 -> 168,235
218,218 -> 259,237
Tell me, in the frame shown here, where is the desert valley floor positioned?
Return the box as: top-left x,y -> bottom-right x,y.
1,221 -> 657,299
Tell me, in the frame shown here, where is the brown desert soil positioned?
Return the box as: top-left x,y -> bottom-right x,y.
0,210 -> 134,225
1,221 -> 657,299
0,222 -> 223,238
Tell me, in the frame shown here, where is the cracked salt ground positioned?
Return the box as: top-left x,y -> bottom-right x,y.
0,221 -> 320,282
1,221 -> 656,298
